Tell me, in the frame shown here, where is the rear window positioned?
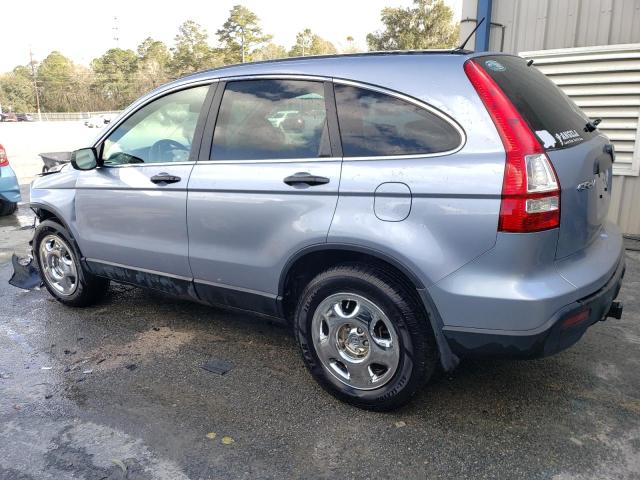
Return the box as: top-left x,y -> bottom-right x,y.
476,55 -> 596,150
334,84 -> 462,157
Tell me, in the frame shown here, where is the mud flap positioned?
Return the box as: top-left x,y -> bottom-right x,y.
8,254 -> 42,290
418,288 -> 460,372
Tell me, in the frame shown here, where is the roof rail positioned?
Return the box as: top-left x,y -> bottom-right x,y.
192,49 -> 471,77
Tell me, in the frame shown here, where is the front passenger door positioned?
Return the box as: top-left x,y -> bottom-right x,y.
76,84 -> 212,288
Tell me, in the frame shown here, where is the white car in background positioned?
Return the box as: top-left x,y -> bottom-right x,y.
84,114 -> 116,128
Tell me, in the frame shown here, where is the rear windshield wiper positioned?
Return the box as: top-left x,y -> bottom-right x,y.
584,118 -> 601,132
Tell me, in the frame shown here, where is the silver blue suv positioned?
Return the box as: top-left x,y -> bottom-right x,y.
27,51 -> 625,410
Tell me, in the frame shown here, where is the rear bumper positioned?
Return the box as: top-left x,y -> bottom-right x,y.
0,166 -> 21,203
443,254 -> 625,358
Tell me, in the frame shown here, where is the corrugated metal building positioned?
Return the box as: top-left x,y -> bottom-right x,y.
460,0 -> 640,234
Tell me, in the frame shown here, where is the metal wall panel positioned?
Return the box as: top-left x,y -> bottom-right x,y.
520,44 -> 640,233
460,0 -> 640,53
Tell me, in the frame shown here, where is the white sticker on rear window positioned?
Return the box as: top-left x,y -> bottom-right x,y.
554,129 -> 583,147
484,60 -> 506,72
535,130 -> 557,149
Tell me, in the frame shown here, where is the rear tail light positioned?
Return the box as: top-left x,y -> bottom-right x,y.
0,144 -> 8,167
464,60 -> 561,233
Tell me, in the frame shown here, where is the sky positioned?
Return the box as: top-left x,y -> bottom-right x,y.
1,0 -> 462,73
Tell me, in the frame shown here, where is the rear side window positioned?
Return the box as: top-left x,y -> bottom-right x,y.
211,79 -> 329,160
334,84 -> 461,157
476,55 -> 596,150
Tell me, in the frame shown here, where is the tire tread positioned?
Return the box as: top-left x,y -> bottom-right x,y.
34,220 -> 109,307
294,262 -> 437,411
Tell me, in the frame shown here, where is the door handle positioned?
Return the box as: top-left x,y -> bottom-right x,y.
283,172 -> 330,187
150,173 -> 181,184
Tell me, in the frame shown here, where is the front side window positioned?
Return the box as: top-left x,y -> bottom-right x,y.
211,80 -> 329,160
102,85 -> 209,165
334,84 -> 461,157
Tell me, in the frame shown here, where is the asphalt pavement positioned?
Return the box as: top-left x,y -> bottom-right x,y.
1,198 -> 639,479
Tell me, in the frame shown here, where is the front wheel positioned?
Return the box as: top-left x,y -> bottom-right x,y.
294,264 -> 438,411
34,220 -> 109,307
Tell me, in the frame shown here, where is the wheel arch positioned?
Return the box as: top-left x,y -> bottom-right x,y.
31,203 -> 73,235
279,244 -> 426,319
279,244 -> 460,371
30,203 -> 85,259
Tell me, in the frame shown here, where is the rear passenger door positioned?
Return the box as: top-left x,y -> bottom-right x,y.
187,78 -> 342,314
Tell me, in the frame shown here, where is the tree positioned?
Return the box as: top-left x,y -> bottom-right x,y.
137,37 -> 171,67
252,43 -> 288,61
171,20 -> 222,77
0,66 -> 34,112
91,48 -> 139,109
37,51 -> 77,112
217,5 -> 271,63
342,35 -> 360,54
136,38 -> 171,92
72,65 -> 99,112
291,29 -> 313,57
367,0 -> 459,51
289,29 -> 337,57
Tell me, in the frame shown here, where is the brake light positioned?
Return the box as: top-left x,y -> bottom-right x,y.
464,60 -> 560,233
0,144 -> 8,167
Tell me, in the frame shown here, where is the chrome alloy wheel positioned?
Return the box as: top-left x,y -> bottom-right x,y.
38,234 -> 78,296
311,293 -> 400,390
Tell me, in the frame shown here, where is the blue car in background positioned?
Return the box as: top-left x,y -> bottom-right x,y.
0,144 -> 21,216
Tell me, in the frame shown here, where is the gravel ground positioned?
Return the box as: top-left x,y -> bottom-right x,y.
0,198 -> 639,479
0,122 -> 639,478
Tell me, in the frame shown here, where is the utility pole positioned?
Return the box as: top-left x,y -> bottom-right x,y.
29,47 -> 42,121
112,16 -> 120,46
241,29 -> 245,63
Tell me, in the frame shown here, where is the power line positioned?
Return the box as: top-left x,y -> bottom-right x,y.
29,47 -> 42,120
113,16 -> 120,46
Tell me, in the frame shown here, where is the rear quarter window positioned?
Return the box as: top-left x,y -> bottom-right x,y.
476,55 -> 596,150
334,84 -> 462,157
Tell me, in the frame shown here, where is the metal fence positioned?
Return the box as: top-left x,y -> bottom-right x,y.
24,111 -> 121,122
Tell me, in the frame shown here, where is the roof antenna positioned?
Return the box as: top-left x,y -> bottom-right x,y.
456,17 -> 485,51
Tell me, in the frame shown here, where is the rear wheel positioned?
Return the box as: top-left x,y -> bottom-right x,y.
34,220 -> 109,307
0,200 -> 17,216
294,264 -> 438,411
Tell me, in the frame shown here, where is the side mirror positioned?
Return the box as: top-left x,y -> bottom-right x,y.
71,147 -> 99,171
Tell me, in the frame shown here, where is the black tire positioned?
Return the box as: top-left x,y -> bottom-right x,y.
0,200 -> 17,216
294,264 -> 438,411
33,219 -> 109,307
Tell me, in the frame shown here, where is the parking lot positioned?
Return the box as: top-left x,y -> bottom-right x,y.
1,123 -> 639,479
